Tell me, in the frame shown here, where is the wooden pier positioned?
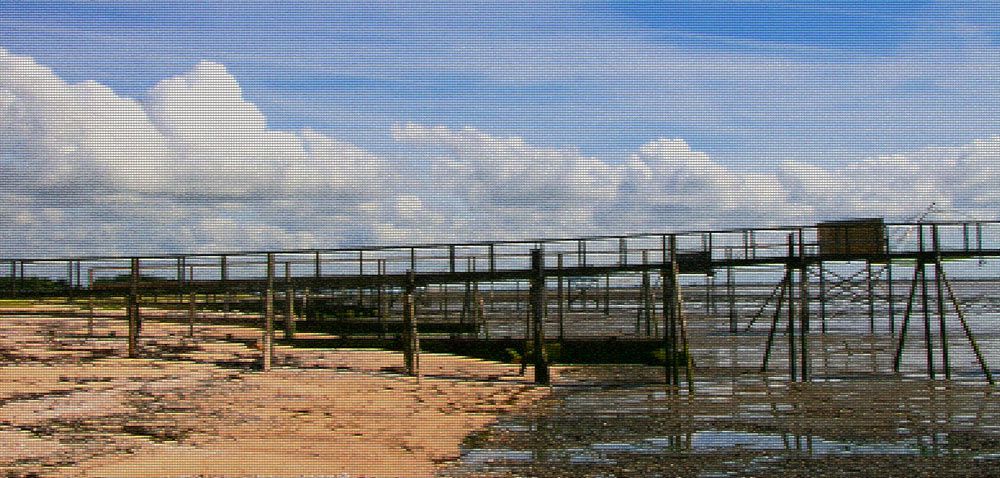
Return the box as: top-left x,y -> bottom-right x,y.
2,219 -> 997,387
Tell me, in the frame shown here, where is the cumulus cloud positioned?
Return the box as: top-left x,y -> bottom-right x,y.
2,47 -> 998,258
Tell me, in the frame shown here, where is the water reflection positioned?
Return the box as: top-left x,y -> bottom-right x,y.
440,372 -> 1000,477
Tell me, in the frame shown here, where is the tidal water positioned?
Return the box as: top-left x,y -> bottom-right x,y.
438,280 -> 1000,477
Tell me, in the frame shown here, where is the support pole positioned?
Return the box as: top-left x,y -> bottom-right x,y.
377,259 -> 386,339
867,260 -> 875,334
941,273 -> 994,385
761,278 -> 789,373
918,226 -> 935,380
932,225 -> 950,380
221,255 -> 229,319
786,234 -> 797,382
87,269 -> 95,336
662,261 -> 675,387
670,236 -> 694,393
887,236 -> 895,335
819,261 -> 827,334
263,253 -> 274,372
727,249 -> 736,333
604,273 -> 610,316
893,261 -> 922,373
530,249 -> 550,385
642,250 -> 652,337
557,253 -> 564,342
799,231 -> 810,381
128,258 -> 139,358
284,261 -> 295,340
187,288 -> 196,337
402,270 -> 420,377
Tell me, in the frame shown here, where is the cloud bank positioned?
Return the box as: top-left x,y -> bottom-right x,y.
1,48 -> 997,257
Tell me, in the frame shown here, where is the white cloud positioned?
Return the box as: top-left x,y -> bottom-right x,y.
2,47 -> 998,258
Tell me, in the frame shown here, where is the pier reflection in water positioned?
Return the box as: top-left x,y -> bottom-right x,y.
440,369 -> 999,477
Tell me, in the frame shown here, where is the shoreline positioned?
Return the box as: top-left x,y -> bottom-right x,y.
0,312 -> 557,478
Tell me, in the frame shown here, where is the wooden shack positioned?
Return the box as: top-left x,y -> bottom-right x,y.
817,218 -> 886,256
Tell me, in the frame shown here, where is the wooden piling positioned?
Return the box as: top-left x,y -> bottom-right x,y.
557,253 -> 564,342
187,289 -> 196,337
642,250 -> 652,337
893,260 -> 922,373
128,258 -> 139,359
530,249 -> 550,385
798,230 -> 810,381
87,268 -> 95,336
761,277 -> 789,373
377,259 -> 386,338
263,253 -> 274,372
670,235 -> 694,393
786,234 -> 797,382
932,225 -> 951,379
819,261 -> 827,334
284,261 -> 295,340
726,248 -> 736,333
604,273 -> 610,316
918,226 -> 935,380
402,270 -> 419,377
221,255 -> 229,319
867,260 -> 875,334
887,237 -> 895,335
940,272 -> 994,384
662,263 -> 675,387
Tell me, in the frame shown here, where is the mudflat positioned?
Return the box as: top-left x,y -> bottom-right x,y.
0,312 -> 553,478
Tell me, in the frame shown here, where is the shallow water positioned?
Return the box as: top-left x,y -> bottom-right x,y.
439,279 -> 1000,477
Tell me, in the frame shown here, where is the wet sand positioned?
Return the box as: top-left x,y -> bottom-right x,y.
0,311 -> 553,478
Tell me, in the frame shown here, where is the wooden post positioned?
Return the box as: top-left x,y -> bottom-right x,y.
662,262 -> 675,387
402,270 -> 419,377
187,288 -> 196,337
642,250 -> 652,337
798,231 -> 810,381
263,253 -> 274,372
819,261 -> 827,334
786,234 -> 797,382
221,255 -> 229,319
9,261 -> 15,296
893,261 -> 922,373
726,248 -> 736,333
670,236 -> 694,393
377,259 -> 386,338
604,273 -> 610,316
530,249 -> 550,385
87,268 -> 95,336
867,260 -> 875,334
761,278 -> 789,373
918,226 -> 935,380
449,245 -> 456,273
932,225 -> 950,380
461,257 -> 472,326
557,253 -> 564,342
357,251 -> 364,308
128,258 -> 139,358
941,272 -> 994,384
887,235 -> 895,335
284,261 -> 295,340
471,257 -> 480,338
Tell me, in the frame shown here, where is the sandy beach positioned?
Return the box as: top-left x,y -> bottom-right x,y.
0,309 -> 554,478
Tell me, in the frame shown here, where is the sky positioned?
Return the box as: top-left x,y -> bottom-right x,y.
1,1 -> 999,258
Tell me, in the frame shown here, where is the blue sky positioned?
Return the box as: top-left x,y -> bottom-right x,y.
1,1 -> 999,256
4,1 -> 995,160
